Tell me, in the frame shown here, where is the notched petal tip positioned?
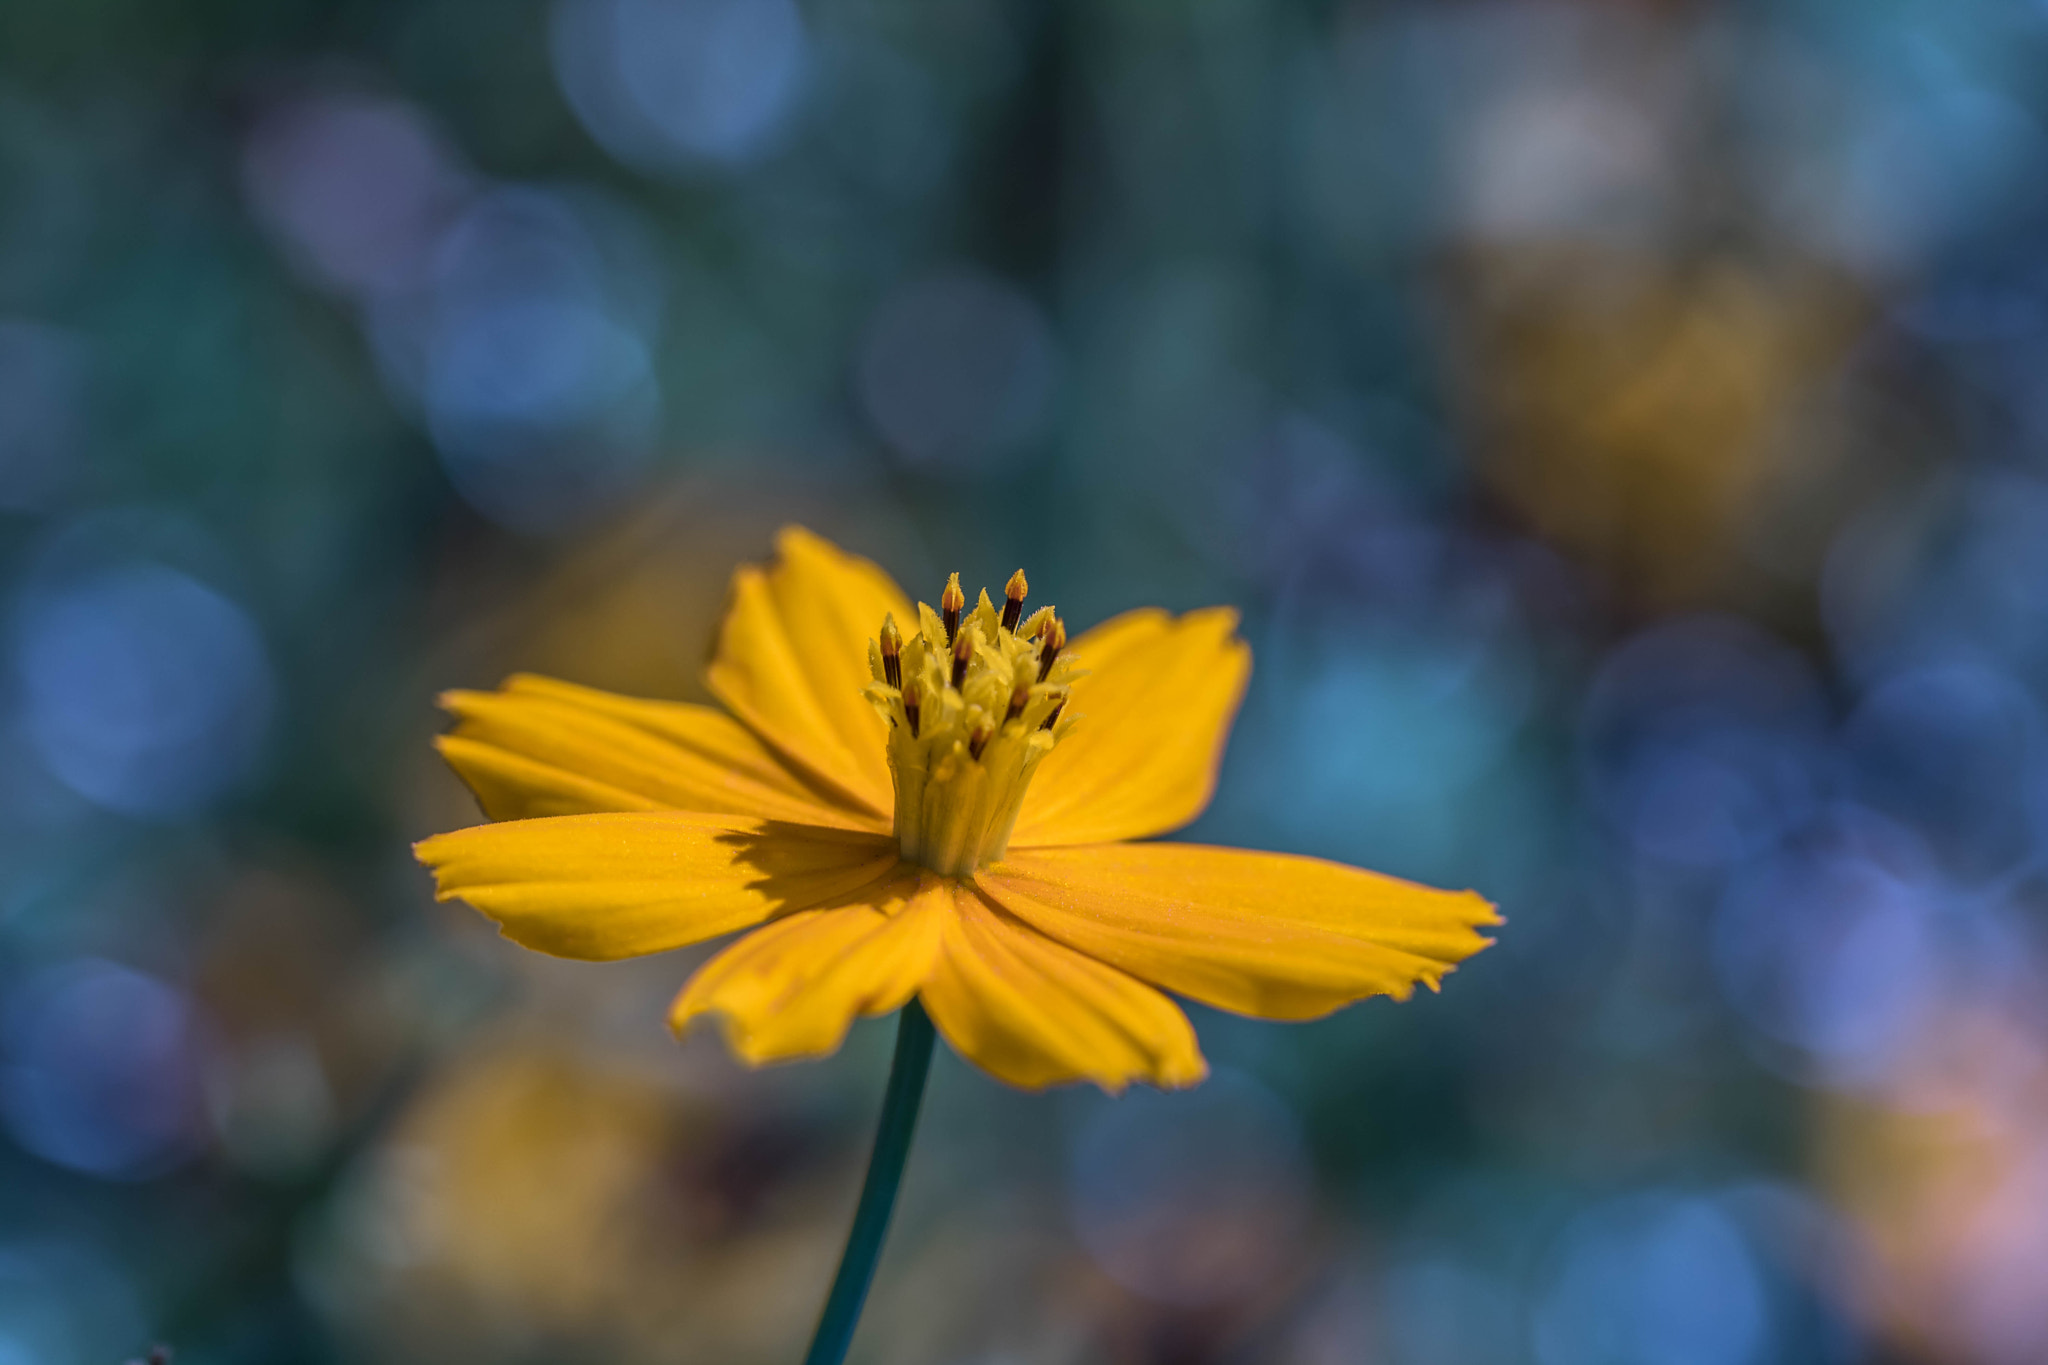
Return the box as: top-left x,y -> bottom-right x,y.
410,830 -> 472,902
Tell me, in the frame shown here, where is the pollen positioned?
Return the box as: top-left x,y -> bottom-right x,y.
864,570 -> 1077,875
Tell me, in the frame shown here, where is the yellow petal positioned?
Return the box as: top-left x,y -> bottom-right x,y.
918,884 -> 1207,1093
979,843 -> 1497,1020
438,674 -> 884,831
705,527 -> 912,819
1008,607 -> 1251,847
670,869 -> 946,1064
415,812 -> 902,960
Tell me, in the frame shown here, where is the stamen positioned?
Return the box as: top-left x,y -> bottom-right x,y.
878,614 -> 902,689
1037,615 -> 1066,682
940,573 -> 965,645
1001,570 -> 1028,632
874,569 -> 1071,876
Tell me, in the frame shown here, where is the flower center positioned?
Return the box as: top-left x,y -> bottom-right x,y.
863,568 -> 1072,875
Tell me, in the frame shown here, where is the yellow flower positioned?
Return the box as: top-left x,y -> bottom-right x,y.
416,527 -> 1498,1092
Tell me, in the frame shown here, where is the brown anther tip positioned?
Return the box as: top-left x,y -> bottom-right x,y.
902,682 -> 921,737
1004,682 -> 1030,723
1037,615 -> 1066,682
1000,569 -> 1028,631
940,572 -> 966,643
968,722 -> 993,760
1040,698 -> 1066,731
878,615 -> 902,688
950,628 -> 972,690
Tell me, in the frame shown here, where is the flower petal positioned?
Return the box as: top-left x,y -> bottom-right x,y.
917,884 -> 1207,1093
705,527 -> 912,819
670,869 -> 946,1064
438,674 -> 884,831
979,843 -> 1497,1020
415,812 -> 902,960
1008,607 -> 1251,847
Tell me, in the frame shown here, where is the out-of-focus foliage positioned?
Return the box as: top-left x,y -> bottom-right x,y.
3,0 -> 2047,1361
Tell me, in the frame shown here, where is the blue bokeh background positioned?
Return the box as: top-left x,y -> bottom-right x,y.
3,0 -> 2048,1361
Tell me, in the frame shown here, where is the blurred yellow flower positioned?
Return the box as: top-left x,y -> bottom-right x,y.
416,528 -> 1497,1092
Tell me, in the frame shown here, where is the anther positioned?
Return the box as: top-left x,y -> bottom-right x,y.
1004,680 -> 1030,724
903,682 -> 921,737
968,721 -> 993,761
950,629 -> 972,690
1040,698 -> 1065,731
1037,615 -> 1066,682
940,573 -> 965,645
1001,569 -> 1028,633
878,615 -> 902,689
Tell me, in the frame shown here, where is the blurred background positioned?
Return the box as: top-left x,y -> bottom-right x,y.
3,0 -> 2047,1360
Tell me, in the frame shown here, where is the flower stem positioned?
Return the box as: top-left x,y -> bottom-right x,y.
801,999 -> 936,1365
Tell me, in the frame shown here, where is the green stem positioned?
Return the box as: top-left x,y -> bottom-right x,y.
801,999 -> 936,1365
